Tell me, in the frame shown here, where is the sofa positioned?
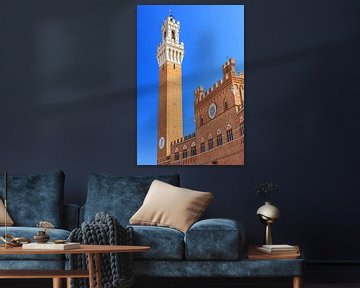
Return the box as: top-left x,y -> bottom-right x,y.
0,170 -> 79,270
80,173 -> 304,283
0,171 -> 303,287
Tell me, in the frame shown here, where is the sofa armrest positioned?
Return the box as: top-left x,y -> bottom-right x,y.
63,204 -> 80,231
184,218 -> 245,260
79,205 -> 85,224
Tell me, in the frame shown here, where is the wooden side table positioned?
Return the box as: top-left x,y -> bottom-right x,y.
0,244 -> 150,288
247,245 -> 303,288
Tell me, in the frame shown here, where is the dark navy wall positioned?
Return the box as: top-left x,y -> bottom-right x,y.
1,0 -> 360,262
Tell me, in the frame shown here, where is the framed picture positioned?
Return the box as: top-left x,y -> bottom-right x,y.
137,5 -> 244,165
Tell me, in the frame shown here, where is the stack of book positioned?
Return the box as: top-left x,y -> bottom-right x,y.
257,244 -> 299,254
248,244 -> 300,259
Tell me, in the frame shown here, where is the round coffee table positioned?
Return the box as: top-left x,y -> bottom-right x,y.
0,244 -> 150,288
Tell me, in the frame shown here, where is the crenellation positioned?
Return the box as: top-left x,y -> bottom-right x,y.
195,58 -> 240,105
157,15 -> 184,67
171,133 -> 196,147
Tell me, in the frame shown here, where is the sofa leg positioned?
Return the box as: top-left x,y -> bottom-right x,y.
53,278 -> 62,288
293,276 -> 302,288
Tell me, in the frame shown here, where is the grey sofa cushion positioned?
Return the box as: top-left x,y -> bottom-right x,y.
0,170 -> 65,227
185,218 -> 245,260
84,173 -> 180,225
0,227 -> 70,261
130,225 -> 184,260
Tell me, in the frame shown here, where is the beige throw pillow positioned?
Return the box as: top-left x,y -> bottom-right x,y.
130,180 -> 213,233
0,199 -> 14,226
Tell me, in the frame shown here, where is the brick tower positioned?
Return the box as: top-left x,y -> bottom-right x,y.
156,15 -> 184,164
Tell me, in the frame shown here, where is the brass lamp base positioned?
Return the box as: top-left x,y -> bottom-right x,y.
265,223 -> 272,245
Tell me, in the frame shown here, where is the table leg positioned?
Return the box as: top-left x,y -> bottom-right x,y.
66,277 -> 72,288
95,253 -> 102,288
88,253 -> 95,288
52,278 -> 62,288
293,276 -> 302,288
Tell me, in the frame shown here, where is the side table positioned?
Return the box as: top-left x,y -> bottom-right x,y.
247,245 -> 304,288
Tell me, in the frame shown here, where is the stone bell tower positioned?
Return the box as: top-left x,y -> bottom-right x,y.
156,15 -> 184,164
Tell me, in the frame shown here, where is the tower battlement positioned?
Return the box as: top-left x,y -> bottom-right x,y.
157,15 -> 184,67
194,86 -> 204,103
222,57 -> 236,78
163,16 -> 180,27
170,132 -> 196,146
195,58 -> 239,104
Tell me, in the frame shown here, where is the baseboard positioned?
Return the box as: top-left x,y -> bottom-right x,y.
305,261 -> 360,282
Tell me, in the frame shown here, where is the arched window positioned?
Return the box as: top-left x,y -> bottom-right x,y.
226,125 -> 234,142
174,148 -> 179,161
191,142 -> 196,156
208,134 -> 213,150
171,30 -> 175,41
182,145 -> 188,159
217,129 -> 223,146
200,138 -> 205,153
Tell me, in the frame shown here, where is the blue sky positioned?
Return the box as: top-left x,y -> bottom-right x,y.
137,5 -> 244,165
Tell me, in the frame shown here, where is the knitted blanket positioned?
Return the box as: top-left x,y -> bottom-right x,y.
68,212 -> 134,288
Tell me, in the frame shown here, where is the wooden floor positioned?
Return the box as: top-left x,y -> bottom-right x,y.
306,285 -> 360,288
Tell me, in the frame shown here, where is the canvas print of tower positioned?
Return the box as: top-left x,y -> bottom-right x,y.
137,5 -> 244,165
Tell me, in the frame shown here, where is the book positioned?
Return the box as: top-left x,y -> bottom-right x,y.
22,242 -> 80,250
257,244 -> 299,254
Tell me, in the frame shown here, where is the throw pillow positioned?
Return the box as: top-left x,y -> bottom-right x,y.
130,180 -> 213,233
0,199 -> 14,226
0,170 -> 65,227
84,173 -> 180,225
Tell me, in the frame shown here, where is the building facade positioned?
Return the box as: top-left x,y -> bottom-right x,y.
157,16 -> 244,165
